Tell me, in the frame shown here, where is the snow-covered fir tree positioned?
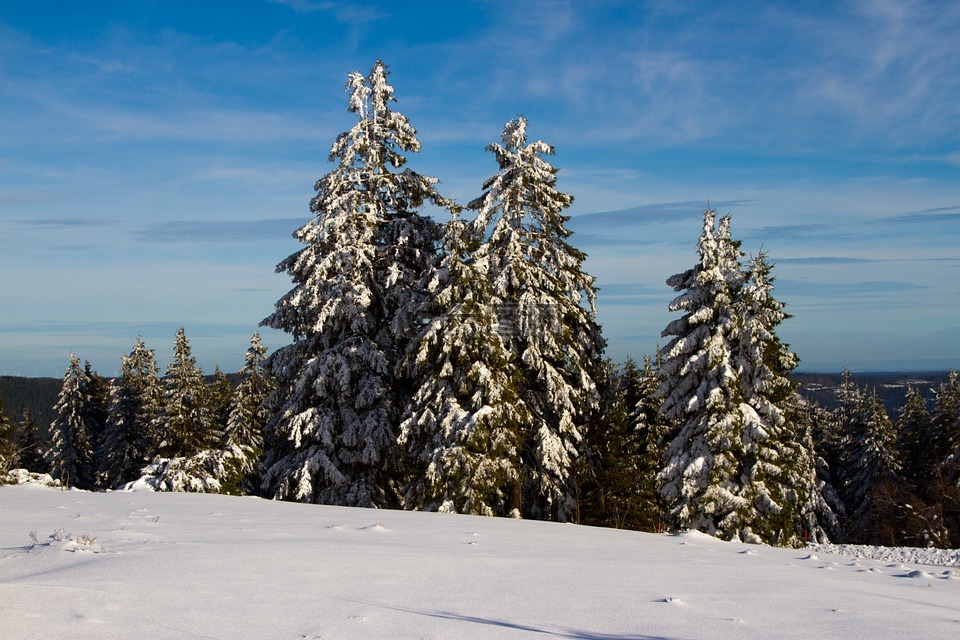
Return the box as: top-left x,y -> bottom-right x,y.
840,390 -> 901,542
46,353 -> 96,489
793,402 -> 843,543
99,338 -> 162,488
399,213 -> 529,516
897,385 -> 933,484
260,61 -> 445,506
81,360 -> 110,480
222,332 -> 273,494
734,252 -> 809,546
207,365 -> 234,447
155,327 -> 213,458
629,353 -> 670,530
932,370 -> 960,469
655,208 -> 746,538
468,116 -> 605,522
10,410 -> 42,474
18,411 -> 43,473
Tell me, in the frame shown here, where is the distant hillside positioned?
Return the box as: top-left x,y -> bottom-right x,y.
794,371 -> 951,416
0,376 -> 61,429
0,373 -> 243,431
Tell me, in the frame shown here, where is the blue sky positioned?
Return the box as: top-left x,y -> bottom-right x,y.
1,0 -> 958,376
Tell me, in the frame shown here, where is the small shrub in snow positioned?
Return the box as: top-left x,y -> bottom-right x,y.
28,528 -> 104,553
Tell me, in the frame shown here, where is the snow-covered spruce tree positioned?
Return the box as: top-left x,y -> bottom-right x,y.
260,61 -> 445,506
840,390 -> 901,543
897,385 -> 933,485
81,360 -> 110,481
221,332 -> 274,494
154,327 -> 214,459
932,370 -> 960,469
629,353 -> 670,530
98,338 -> 162,488
468,116 -> 605,522
929,372 -> 960,545
207,365 -> 234,447
399,213 -> 529,515
46,353 -> 96,489
655,208 -> 746,538
734,251 -> 811,546
16,410 -> 44,473
793,402 -> 843,543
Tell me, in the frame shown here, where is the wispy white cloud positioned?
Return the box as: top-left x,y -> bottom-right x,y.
132,218 -> 305,243
269,0 -> 388,24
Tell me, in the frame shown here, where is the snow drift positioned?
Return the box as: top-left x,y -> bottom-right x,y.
1,484 -> 958,639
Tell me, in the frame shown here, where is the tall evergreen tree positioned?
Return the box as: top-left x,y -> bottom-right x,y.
468,116 -> 605,521
223,332 -> 274,493
897,385 -> 933,484
399,213 -> 528,516
260,61 -> 445,506
155,328 -> 212,458
655,208 -> 746,538
81,360 -> 110,484
99,338 -> 162,488
13,409 -> 43,473
794,402 -> 843,543
840,390 -> 901,542
734,252 -> 809,546
932,370 -> 960,469
46,353 -> 96,489
207,365 -> 234,447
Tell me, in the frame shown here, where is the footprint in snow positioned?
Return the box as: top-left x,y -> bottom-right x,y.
658,597 -> 685,605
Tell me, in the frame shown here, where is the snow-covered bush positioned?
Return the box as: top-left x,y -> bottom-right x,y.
130,448 -> 248,494
2,468 -> 61,487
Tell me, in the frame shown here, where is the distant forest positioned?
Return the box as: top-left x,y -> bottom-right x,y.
2,371 -> 952,433
0,372 -> 245,439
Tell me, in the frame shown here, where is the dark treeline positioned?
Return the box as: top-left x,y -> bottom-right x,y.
3,62 -> 959,549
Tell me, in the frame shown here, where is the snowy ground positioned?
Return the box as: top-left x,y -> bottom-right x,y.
2,484 -> 959,640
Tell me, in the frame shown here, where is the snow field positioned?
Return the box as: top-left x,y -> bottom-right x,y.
1,484 -> 959,639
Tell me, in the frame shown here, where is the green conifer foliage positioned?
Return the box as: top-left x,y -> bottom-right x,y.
46,354 -> 96,489
222,332 -> 274,494
399,215 -> 528,515
469,116 -> 605,522
156,328 -> 212,458
99,338 -> 162,488
656,209 -> 746,538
